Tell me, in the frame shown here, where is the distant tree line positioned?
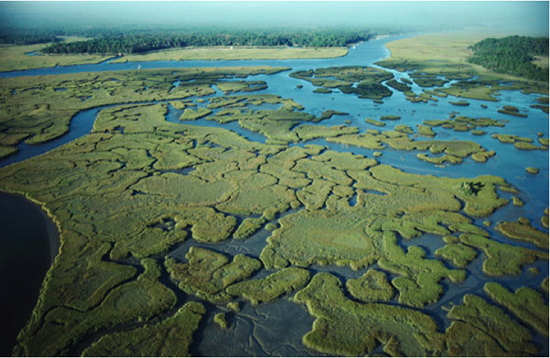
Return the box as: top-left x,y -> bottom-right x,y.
467,36 -> 549,82
37,29 -> 372,54
0,29 -> 63,44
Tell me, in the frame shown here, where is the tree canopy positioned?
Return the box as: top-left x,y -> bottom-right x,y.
467,35 -> 549,82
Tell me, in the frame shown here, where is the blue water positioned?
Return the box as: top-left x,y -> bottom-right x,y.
1,33 -> 548,356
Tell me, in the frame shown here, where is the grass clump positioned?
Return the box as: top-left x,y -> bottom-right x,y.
484,282 -> 549,336
526,167 -> 540,175
458,234 -> 548,276
313,87 -> 332,94
291,66 -> 393,100
542,208 -> 549,229
394,125 -> 414,134
0,67 -> 286,147
498,105 -> 528,117
16,258 -> 177,356
292,273 -> 445,356
416,125 -> 436,137
435,243 -> 477,268
471,130 -> 486,135
82,302 -> 205,356
328,130 -> 495,165
260,209 -> 379,270
214,312 -> 228,329
179,107 -> 213,121
424,116 -> 504,133
417,153 -> 462,165
234,217 -> 266,240
492,133 -> 547,150
444,294 -> 537,356
512,196 -> 525,207
495,218 -> 548,249
0,145 -> 18,160
365,118 -> 386,127
378,231 -> 465,308
346,269 -> 395,302
165,247 -> 261,303
294,124 -> 359,141
380,115 -> 401,120
226,267 -> 310,304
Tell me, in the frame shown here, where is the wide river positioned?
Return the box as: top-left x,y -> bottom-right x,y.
0,33 -> 548,356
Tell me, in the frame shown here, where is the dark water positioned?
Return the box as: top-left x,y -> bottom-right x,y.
0,33 -> 548,356
0,192 -> 59,356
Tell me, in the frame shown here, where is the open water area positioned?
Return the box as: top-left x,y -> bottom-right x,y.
0,33 -> 548,356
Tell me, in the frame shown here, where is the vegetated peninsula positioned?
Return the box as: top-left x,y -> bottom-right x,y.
0,27 -> 381,71
0,2 -> 549,357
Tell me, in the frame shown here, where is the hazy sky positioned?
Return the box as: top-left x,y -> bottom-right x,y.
0,1 -> 548,35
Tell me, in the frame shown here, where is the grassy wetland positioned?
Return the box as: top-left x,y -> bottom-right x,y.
0,10 -> 549,358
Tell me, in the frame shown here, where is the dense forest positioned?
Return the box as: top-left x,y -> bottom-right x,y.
468,35 -> 549,81
0,29 -> 63,44
37,29 -> 371,54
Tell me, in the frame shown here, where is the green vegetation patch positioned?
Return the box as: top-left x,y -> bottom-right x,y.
233,217 -> 266,240
346,269 -> 395,302
378,231 -> 465,308
394,125 -> 414,134
179,107 -> 213,120
423,115 -> 504,133
293,273 -> 445,356
328,130 -> 494,165
291,66 -> 393,100
380,115 -> 401,120
492,133 -> 533,144
0,145 -> 18,159
216,80 -> 267,94
15,259 -> 177,356
492,133 -> 547,151
445,294 -> 537,355
484,282 -> 549,336
495,218 -> 549,249
449,100 -> 470,106
0,43 -> 111,72
386,79 -> 414,97
542,208 -> 549,229
365,118 -> 386,127
313,87 -> 332,94
497,105 -> 528,118
226,267 -> 311,304
214,312 -> 228,330
435,243 -> 477,268
82,302 -> 205,356
165,247 -> 261,303
417,124 -> 436,137
458,234 -> 548,276
0,66 -> 287,151
294,124 -> 359,141
260,209 -> 379,270
411,75 -> 448,88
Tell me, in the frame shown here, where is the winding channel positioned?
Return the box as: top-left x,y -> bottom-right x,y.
0,33 -> 548,356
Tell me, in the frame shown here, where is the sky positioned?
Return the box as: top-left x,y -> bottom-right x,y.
0,1 -> 548,36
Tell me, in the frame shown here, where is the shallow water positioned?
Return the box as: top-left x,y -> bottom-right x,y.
0,33 -> 548,356
0,192 -> 59,356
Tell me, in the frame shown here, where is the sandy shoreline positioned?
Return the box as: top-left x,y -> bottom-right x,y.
37,203 -> 61,265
